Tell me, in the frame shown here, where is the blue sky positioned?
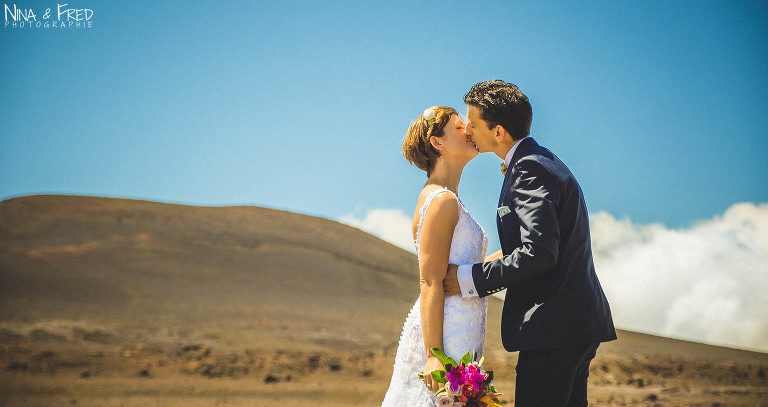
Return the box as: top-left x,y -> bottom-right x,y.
2,1 -> 768,349
2,0 -> 766,229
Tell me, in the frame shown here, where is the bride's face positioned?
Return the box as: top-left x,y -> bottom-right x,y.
434,114 -> 478,161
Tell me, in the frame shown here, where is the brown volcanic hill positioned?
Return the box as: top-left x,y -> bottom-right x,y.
1,195 -> 766,406
3,194 -> 768,361
0,194 -> 420,351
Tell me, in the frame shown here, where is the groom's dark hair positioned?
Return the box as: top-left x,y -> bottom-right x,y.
464,80 -> 532,141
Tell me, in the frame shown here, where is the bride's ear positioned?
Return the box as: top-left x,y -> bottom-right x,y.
429,136 -> 444,152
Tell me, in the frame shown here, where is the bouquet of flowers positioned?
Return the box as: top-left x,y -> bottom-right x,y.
419,348 -> 503,407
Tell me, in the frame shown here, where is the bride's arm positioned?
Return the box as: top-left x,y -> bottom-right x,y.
484,249 -> 503,262
417,193 -> 459,392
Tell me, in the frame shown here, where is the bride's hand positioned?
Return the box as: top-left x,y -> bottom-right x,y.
422,356 -> 444,393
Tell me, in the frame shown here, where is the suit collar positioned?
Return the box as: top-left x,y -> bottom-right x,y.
499,137 -> 537,205
503,136 -> 531,167
497,137 -> 533,206
508,136 -> 536,167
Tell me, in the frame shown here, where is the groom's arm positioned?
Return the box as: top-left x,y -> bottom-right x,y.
476,158 -> 561,296
452,250 -> 504,297
447,158 -> 561,298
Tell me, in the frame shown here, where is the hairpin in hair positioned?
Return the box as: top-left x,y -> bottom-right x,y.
423,108 -> 437,130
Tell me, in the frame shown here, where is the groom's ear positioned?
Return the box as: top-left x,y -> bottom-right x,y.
494,125 -> 508,142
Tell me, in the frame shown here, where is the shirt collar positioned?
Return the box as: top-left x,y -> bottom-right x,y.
504,136 -> 530,167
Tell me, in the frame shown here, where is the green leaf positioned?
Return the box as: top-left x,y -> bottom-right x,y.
472,350 -> 478,363
478,355 -> 485,366
460,352 -> 472,366
431,369 -> 448,383
435,388 -> 447,396
429,347 -> 457,368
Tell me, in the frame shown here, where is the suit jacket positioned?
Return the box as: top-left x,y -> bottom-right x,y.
471,137 -> 616,351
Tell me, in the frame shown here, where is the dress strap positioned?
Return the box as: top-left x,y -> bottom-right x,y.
414,187 -> 459,252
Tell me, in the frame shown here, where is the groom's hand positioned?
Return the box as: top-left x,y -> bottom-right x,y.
443,264 -> 461,296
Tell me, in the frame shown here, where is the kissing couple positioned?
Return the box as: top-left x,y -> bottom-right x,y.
382,80 -> 617,406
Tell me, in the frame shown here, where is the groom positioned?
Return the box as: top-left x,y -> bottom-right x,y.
444,80 -> 616,406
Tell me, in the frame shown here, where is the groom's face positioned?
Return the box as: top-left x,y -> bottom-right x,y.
465,105 -> 495,153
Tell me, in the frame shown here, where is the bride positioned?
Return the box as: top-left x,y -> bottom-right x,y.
382,106 -> 491,406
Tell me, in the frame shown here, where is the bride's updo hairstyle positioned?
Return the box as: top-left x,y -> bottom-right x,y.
402,106 -> 458,176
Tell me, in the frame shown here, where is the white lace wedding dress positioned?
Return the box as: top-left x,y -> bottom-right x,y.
382,187 -> 489,406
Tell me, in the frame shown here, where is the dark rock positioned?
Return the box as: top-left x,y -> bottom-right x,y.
326,358 -> 342,371
29,329 -> 66,343
136,369 -> 151,377
308,355 -> 320,371
181,344 -> 203,353
72,327 -> 119,344
264,375 -> 279,383
6,361 -> 28,371
0,328 -> 25,342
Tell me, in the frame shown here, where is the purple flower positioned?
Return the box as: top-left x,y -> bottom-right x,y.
465,364 -> 488,391
445,365 -> 468,393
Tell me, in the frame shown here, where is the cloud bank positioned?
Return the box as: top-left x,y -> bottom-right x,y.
591,202 -> 768,352
341,202 -> 768,351
339,208 -> 416,253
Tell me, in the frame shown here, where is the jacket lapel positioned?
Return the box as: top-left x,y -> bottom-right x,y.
496,137 -> 537,247
498,137 -> 537,207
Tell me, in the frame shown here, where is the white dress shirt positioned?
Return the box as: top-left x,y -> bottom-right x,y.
456,136 -> 530,298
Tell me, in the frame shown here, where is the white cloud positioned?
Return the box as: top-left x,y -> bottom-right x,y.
591,202 -> 768,351
339,208 -> 415,253
341,202 -> 768,351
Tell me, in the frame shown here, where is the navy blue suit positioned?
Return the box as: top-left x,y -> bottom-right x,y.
471,137 -> 616,405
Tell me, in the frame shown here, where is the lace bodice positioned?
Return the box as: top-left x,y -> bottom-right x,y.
382,187 -> 489,407
414,187 -> 488,265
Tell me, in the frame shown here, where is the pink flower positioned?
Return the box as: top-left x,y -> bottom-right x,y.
445,365 -> 468,393
465,364 -> 488,391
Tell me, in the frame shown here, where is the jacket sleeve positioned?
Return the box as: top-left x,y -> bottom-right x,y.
472,157 -> 561,298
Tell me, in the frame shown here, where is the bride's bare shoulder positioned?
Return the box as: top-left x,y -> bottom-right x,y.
414,187 -> 455,212
412,187 -> 458,233
420,189 -> 459,224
